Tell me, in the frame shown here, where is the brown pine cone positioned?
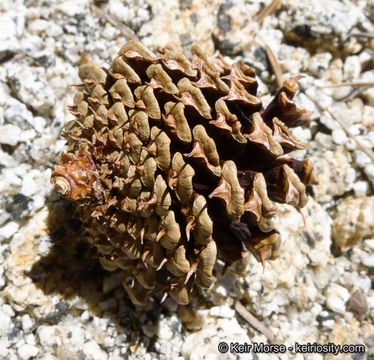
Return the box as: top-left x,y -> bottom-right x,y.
51,40 -> 317,305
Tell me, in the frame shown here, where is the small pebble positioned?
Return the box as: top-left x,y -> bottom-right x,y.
354,149 -> 372,167
0,309 -> 11,334
343,55 -> 361,80
307,53 -> 332,77
2,304 -> 14,317
209,305 -> 235,318
353,181 -> 369,197
37,325 -> 60,348
0,124 -> 22,146
214,284 -> 228,298
325,284 -> 350,314
331,128 -> 348,145
4,98 -> 34,130
0,340 -> 8,358
83,340 -> 108,360
80,311 -> 90,322
21,315 -> 33,333
157,317 -> 174,341
362,255 -> 374,268
17,344 -> 39,360
24,334 -> 36,346
0,221 -> 19,239
346,289 -> 368,321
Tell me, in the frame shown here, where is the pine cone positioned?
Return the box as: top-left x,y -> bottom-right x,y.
51,40 -> 317,305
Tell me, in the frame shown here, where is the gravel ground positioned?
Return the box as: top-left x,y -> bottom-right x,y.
1,0 -> 374,359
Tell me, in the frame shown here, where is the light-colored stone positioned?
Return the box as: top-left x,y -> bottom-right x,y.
17,344 -> 39,360
331,128 -> 348,145
24,334 -> 36,346
0,221 -> 19,240
4,98 -> 34,130
182,317 -> 253,360
0,308 -> 12,335
343,55 -> 361,80
0,339 -> 9,358
37,326 -> 61,349
0,14 -> 20,60
0,124 -> 36,146
157,315 -> 177,341
209,305 -> 235,318
21,314 -> 33,333
332,196 -> 374,252
55,322 -> 86,360
5,63 -> 55,116
353,181 -> 369,197
311,146 -> 356,203
362,255 -> 374,268
55,0 -> 88,17
83,340 -> 108,360
308,53 -> 332,77
325,284 -> 350,314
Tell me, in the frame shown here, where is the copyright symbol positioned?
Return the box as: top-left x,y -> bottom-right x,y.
218,342 -> 229,353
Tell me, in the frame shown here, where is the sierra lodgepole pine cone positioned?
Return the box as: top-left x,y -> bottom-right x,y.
51,40 -> 317,306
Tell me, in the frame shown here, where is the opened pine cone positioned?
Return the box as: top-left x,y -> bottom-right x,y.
51,40 -> 317,305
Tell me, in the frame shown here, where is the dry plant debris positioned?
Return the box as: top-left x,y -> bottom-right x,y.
51,40 -> 315,305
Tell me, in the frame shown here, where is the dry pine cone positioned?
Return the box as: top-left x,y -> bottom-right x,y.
51,40 -> 316,305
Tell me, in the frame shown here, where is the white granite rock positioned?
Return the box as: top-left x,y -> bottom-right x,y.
182,317 -> 253,360
83,340 -> 108,360
157,315 -> 177,341
0,14 -> 20,60
17,344 -> 39,360
55,322 -> 86,359
308,53 -> 332,77
0,308 -> 12,335
311,146 -> 356,203
209,305 -> 235,318
21,314 -> 34,333
332,196 -> 374,252
0,221 -> 19,240
5,63 -> 55,116
362,255 -> 374,268
331,128 -> 348,145
37,326 -> 61,349
24,334 -> 36,346
343,55 -> 361,80
0,339 -> 9,358
4,98 -> 34,129
278,44 -> 309,75
28,19 -> 49,36
54,0 -> 89,17
325,284 -> 350,314
354,149 -> 373,168
279,0 -> 368,49
0,124 -> 36,146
